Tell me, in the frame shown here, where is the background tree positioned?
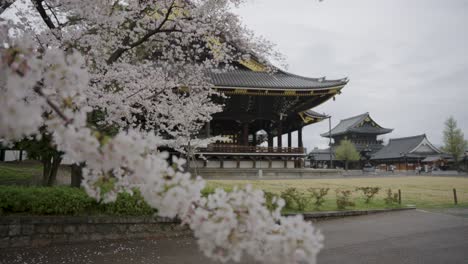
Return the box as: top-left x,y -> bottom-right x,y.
335,139 -> 360,170
442,116 -> 467,167
16,133 -> 63,186
0,1 -> 323,263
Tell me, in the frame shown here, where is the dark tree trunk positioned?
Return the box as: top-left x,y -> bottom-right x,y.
47,154 -> 62,186
345,160 -> 349,171
42,155 -> 52,185
71,163 -> 84,188
41,153 -> 62,186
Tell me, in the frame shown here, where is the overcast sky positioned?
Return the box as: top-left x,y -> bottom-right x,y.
236,0 -> 468,149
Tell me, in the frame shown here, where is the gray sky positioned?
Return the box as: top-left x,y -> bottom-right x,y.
236,0 -> 468,149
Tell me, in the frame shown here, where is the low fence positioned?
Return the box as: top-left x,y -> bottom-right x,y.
0,216 -> 187,249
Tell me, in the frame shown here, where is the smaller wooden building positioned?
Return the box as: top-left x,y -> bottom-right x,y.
371,134 -> 444,171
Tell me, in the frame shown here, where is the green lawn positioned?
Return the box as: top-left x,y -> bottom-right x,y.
207,177 -> 468,211
3,161 -> 467,212
0,161 -> 42,185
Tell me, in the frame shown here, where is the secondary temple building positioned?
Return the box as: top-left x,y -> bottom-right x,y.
321,112 -> 393,153
371,134 -> 447,171
193,59 -> 349,170
309,112 -> 392,168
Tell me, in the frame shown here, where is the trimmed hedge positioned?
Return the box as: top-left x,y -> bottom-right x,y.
0,186 -> 155,216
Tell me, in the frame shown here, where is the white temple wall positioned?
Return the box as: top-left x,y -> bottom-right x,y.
206,160 -> 221,168
223,161 -> 237,168
2,150 -> 28,162
255,161 -> 269,168
189,160 -> 205,168
239,161 -> 253,168
271,161 -> 284,168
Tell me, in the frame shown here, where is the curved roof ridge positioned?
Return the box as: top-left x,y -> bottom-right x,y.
339,112 -> 369,122
280,70 -> 349,83
388,134 -> 426,142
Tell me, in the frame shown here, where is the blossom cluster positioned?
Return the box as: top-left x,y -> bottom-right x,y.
1,1 -> 322,263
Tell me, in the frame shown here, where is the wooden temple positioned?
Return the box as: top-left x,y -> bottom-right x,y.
371,134 -> 447,171
309,112 -> 392,168
321,112 -> 393,154
194,59 -> 349,169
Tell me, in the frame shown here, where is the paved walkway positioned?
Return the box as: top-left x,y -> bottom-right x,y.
1,210 -> 467,264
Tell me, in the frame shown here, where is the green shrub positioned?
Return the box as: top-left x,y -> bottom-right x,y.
0,186 -> 94,215
308,188 -> 329,209
336,189 -> 355,210
384,189 -> 399,205
0,186 -> 154,216
280,187 -> 309,211
201,186 -> 233,198
263,191 -> 280,211
201,186 -> 216,197
99,190 -> 155,216
356,187 -> 381,203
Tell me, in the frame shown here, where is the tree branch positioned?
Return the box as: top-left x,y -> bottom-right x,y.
33,83 -> 73,125
106,0 -> 178,64
0,0 -> 15,15
43,1 -> 61,27
31,0 -> 56,30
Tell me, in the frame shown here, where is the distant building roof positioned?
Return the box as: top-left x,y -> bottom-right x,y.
422,155 -> 452,163
209,69 -> 348,90
372,134 -> 442,160
321,112 -> 393,138
308,148 -> 336,161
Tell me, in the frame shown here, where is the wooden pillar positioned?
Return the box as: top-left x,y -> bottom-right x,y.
252,133 -> 257,146
243,123 -> 249,146
277,122 -> 283,148
298,127 -> 303,148
0,149 -> 5,162
288,132 -> 292,148
268,133 -> 273,148
19,150 -> 23,161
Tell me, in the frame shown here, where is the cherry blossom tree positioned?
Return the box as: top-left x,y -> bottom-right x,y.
0,1 -> 323,263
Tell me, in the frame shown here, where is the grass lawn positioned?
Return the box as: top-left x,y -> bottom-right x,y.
3,161 -> 467,212
0,161 -> 42,185
207,177 -> 468,211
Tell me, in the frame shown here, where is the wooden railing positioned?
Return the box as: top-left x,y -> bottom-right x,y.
199,144 -> 305,154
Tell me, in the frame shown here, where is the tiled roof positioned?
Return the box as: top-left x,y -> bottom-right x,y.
321,113 -> 393,137
304,110 -> 328,119
371,135 -> 426,160
208,69 -> 348,90
308,148 -> 336,161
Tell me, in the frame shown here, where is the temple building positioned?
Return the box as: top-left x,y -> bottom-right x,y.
371,134 -> 446,171
192,59 -> 349,170
321,112 -> 393,153
309,113 -> 392,168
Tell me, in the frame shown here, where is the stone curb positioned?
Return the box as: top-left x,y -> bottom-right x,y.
285,207 -> 417,220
